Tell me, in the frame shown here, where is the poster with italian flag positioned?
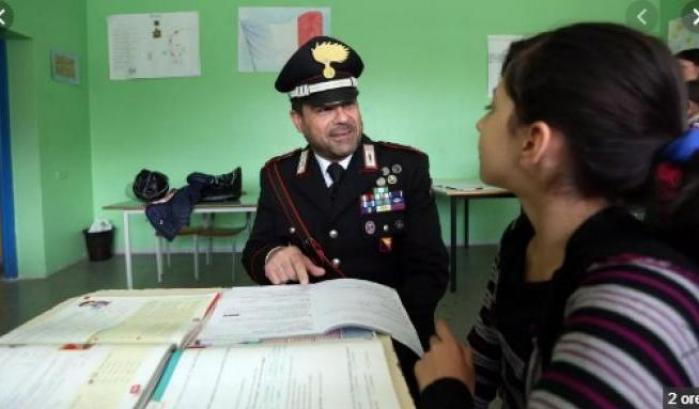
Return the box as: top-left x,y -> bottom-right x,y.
238,7 -> 331,72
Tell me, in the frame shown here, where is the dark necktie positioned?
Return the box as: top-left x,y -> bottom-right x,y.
327,162 -> 345,201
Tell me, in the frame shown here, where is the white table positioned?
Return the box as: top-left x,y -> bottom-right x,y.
432,180 -> 514,292
103,196 -> 257,289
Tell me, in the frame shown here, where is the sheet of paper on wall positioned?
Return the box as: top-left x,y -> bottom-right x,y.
0,292 -> 219,347
50,50 -> 80,85
147,338 -> 402,409
668,17 -> 699,53
194,278 -> 424,356
0,344 -> 172,409
238,7 -> 331,72
487,34 -> 523,97
108,12 -> 201,80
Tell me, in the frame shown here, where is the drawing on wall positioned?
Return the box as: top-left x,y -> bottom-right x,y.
108,11 -> 201,80
487,35 -> 522,97
50,51 -> 80,85
238,7 -> 330,72
669,17 -> 699,52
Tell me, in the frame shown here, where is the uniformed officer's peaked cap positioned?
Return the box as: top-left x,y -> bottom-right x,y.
275,36 -> 364,107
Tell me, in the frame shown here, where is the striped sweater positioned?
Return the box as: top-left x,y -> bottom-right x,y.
421,207 -> 699,409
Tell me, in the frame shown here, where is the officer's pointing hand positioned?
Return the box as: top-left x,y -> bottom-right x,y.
264,245 -> 326,285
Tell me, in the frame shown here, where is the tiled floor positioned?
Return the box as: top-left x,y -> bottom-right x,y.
0,245 -> 497,339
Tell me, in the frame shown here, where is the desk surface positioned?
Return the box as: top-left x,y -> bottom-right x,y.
432,179 -> 513,198
103,195 -> 258,211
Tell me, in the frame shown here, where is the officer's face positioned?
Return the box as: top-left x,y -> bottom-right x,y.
291,100 -> 363,161
678,58 -> 699,81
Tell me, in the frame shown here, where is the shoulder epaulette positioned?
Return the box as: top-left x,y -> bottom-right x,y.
263,148 -> 302,168
375,141 -> 425,156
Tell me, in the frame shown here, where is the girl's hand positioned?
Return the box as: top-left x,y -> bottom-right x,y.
414,319 -> 475,394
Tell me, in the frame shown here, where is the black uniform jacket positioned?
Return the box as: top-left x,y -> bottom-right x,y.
242,135 -> 449,345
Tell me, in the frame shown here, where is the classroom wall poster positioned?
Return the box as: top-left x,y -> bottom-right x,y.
108,11 -> 201,80
238,7 -> 331,72
487,34 -> 522,98
669,17 -> 699,52
50,51 -> 80,85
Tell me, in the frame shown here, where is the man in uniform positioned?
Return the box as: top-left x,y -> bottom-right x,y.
242,35 -> 449,395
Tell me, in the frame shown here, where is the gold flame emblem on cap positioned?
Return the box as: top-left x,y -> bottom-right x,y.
311,42 -> 350,79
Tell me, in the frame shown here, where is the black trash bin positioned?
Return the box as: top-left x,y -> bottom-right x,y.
83,228 -> 115,261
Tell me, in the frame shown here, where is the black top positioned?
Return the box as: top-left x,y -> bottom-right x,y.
419,206 -> 698,409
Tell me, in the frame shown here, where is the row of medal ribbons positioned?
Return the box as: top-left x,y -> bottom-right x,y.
360,187 -> 406,215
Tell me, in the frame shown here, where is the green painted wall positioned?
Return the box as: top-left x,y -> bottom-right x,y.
88,0 -> 660,255
4,0 -> 668,278
4,0 -> 92,278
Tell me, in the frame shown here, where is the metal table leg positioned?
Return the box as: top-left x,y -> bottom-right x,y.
206,213 -> 213,265
464,199 -> 470,248
123,212 -> 133,289
450,196 -> 457,293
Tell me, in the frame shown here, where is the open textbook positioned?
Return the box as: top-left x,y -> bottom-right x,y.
0,290 -> 220,409
0,290 -> 219,347
0,284 -> 417,408
194,278 -> 424,356
147,336 -> 410,409
0,343 -> 172,409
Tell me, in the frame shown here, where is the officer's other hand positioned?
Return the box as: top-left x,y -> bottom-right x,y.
264,245 -> 325,285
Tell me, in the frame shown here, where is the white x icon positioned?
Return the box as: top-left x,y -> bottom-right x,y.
0,9 -> 5,27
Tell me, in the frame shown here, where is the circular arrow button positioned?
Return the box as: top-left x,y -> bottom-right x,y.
0,2 -> 14,30
626,1 -> 658,32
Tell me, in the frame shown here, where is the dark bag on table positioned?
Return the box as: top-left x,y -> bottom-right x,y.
136,167 -> 242,240
187,167 -> 242,202
132,169 -> 169,202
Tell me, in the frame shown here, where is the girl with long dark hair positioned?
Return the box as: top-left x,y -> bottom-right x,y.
415,23 -> 699,409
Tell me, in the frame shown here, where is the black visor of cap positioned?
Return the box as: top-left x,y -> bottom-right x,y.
298,87 -> 359,107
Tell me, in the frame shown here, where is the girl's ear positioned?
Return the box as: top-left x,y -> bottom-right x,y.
519,121 -> 554,167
